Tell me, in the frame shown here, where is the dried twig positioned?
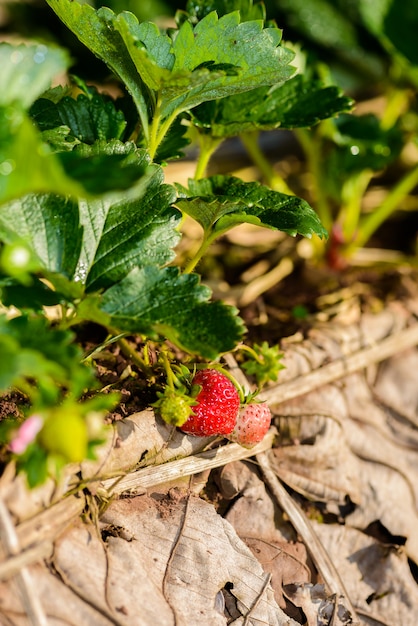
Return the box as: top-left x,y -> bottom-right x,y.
242,572 -> 272,625
0,498 -> 49,626
259,322 -> 418,406
0,541 -> 53,581
15,494 -> 86,551
101,429 -> 275,497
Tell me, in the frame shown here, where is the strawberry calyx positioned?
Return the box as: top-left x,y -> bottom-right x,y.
239,341 -> 285,388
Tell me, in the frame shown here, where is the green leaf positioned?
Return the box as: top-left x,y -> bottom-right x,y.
99,266 -> 245,358
154,116 -> 191,163
0,333 -> 22,390
0,194 -> 82,279
0,279 -> 62,311
74,158 -> 179,291
45,0 -> 152,135
19,446 -> 49,489
175,175 -> 328,239
30,91 -> 127,145
359,0 -> 418,69
190,75 -> 353,137
0,147 -> 179,293
184,0 -> 266,22
46,0 -> 295,124
330,113 -> 403,174
38,126 -> 81,153
0,42 -> 70,109
120,10 -> 295,118
0,106 -> 85,205
57,140 -> 153,194
269,77 -> 353,128
272,0 -> 386,81
0,314 -> 92,396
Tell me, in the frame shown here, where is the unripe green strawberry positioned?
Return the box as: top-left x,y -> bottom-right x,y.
228,402 -> 271,447
155,389 -> 196,427
38,410 -> 88,462
180,369 -> 240,437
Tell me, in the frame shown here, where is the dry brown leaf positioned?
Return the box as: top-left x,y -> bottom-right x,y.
313,522 -> 418,626
270,384 -> 362,506
372,348 -> 418,430
283,583 -> 353,626
269,341 -> 418,562
220,461 -> 296,543
0,561 -> 116,625
51,493 -> 299,626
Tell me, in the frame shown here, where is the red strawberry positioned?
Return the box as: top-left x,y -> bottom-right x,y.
180,369 -> 240,437
228,402 -> 271,447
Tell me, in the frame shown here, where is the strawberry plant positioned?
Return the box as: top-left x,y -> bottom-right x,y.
0,0 -> 355,484
259,0 -> 418,266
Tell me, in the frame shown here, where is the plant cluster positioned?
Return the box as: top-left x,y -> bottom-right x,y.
267,0 -> 418,266
0,0 -> 365,485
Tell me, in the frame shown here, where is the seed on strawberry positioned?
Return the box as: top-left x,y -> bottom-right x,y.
180,369 -> 240,437
228,402 -> 271,447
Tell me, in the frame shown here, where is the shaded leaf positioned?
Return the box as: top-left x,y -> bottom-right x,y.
0,279 -> 62,311
329,113 -> 404,175
190,75 -> 353,137
153,116 -> 190,163
0,107 -> 85,205
0,42 -> 69,109
359,0 -> 418,69
58,140 -> 153,194
273,0 -> 386,82
30,91 -> 127,145
176,175 -> 328,239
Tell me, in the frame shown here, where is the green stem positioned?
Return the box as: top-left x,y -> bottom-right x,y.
143,340 -> 151,368
148,111 -> 161,161
339,169 -> 374,242
194,135 -> 223,180
118,337 -> 152,376
237,343 -> 263,364
381,88 -> 410,130
240,131 -> 294,194
160,350 -> 176,390
183,232 -> 214,274
295,128 -> 333,232
349,164 -> 418,252
148,101 -> 179,161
